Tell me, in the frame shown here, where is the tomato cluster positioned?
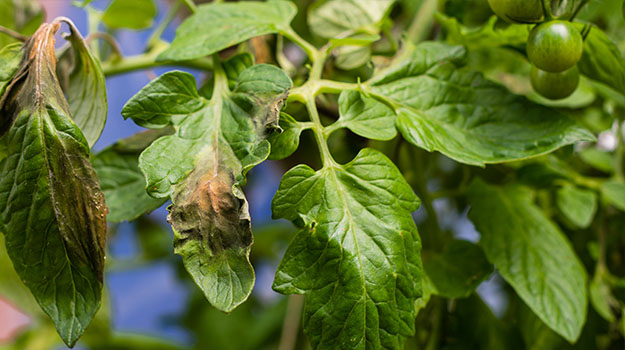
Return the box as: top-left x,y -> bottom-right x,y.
488,0 -> 584,100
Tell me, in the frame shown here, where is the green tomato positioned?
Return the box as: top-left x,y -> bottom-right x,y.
487,0 -> 543,23
527,20 -> 583,73
530,65 -> 579,100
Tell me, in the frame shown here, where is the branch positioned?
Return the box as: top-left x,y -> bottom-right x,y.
0,25 -> 28,42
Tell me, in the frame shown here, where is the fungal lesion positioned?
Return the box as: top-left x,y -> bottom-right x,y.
169,153 -> 252,257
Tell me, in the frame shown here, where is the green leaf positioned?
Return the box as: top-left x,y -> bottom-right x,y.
101,0 -> 157,30
0,43 -> 22,97
92,129 -> 171,223
579,148 -> 614,173
308,0 -> 395,38
268,113 -> 304,160
334,45 -> 371,70
589,272 -> 617,322
0,0 -> 43,49
467,179 -> 588,342
600,180 -> 625,211
122,64 -> 292,312
158,1 -> 297,61
423,240 -> 492,299
0,23 -> 107,347
56,21 -> 107,147
436,13 -> 530,50
555,183 -> 597,229
368,42 -> 595,166
335,90 -> 396,141
0,0 -> 17,49
121,71 -> 204,129
577,25 -> 625,98
272,148 -> 422,349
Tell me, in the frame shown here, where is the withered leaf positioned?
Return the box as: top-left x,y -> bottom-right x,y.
122,64 -> 291,312
0,22 -> 107,347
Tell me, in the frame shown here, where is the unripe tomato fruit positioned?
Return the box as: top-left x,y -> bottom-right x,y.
530,65 -> 579,100
527,20 -> 583,73
487,0 -> 543,23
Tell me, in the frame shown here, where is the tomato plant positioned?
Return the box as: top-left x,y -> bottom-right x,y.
0,0 -> 624,349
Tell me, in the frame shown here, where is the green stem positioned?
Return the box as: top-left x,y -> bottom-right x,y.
280,27 -> 319,63
212,53 -> 229,95
181,0 -> 198,13
86,6 -> 103,59
569,0 -> 590,21
406,0 -> 438,43
278,295 -> 304,350
100,42 -> 213,76
542,0 -> 554,20
0,24 -> 27,41
147,0 -> 182,49
306,95 -> 335,167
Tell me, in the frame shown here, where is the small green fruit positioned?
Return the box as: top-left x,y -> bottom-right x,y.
527,20 -> 584,73
530,65 -> 580,100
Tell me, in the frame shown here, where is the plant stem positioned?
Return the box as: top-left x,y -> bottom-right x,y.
278,295 -> 304,350
0,25 -> 28,41
406,0 -> 438,43
181,0 -> 198,13
542,0 -> 554,20
280,27 -> 319,63
306,95 -> 335,167
569,0 -> 590,21
100,42 -> 213,76
147,0 -> 182,49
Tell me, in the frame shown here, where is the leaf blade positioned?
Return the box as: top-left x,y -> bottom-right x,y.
272,149 -> 422,349
158,1 -> 297,61
467,179 -> 587,342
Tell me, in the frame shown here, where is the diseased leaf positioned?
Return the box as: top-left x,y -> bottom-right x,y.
92,129 -> 171,223
577,25 -> 625,98
600,180 -> 625,211
158,1 -> 297,61
122,64 -> 292,312
555,183 -> 597,229
0,22 -> 107,347
467,179 -> 587,342
335,89 -> 396,140
101,0 -> 157,30
268,113 -> 303,160
423,240 -> 492,299
56,21 -> 107,147
0,43 -> 22,97
368,42 -> 595,166
272,149 -> 422,349
308,0 -> 394,38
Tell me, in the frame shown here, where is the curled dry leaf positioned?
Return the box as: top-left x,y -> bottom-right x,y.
0,21 -> 107,347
